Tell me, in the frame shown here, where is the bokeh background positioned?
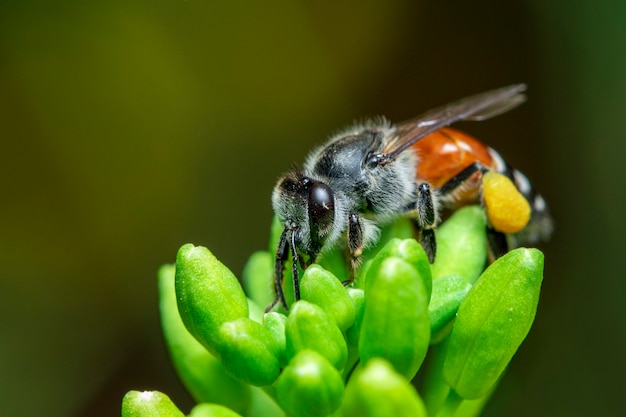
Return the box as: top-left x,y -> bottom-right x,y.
1,1 -> 625,416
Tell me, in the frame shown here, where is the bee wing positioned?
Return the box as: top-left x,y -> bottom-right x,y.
383,84 -> 527,160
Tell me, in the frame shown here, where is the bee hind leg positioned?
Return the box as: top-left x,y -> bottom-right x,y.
486,226 -> 509,260
437,162 -> 515,261
438,162 -> 488,197
413,183 -> 438,263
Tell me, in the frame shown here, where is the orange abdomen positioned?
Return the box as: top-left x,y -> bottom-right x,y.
413,127 -> 495,188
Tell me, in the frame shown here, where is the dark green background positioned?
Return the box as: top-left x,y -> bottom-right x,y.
1,1 -> 624,416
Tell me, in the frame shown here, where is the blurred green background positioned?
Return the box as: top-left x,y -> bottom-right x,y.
1,1 -> 625,416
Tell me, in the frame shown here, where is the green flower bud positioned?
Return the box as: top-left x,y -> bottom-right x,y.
121,390 -> 184,417
300,264 -> 356,332
143,207 -> 546,417
360,238 -> 432,299
316,216 -> 418,280
189,403 -> 243,417
359,255 -> 430,380
247,298 -> 265,324
175,244 -> 249,355
316,244 -> 350,281
276,350 -> 344,417
430,206 -> 488,284
158,265 -> 250,413
242,251 -> 274,309
345,288 -> 365,348
454,394 -> 493,417
429,274 -> 472,344
361,218 -> 415,266
285,301 -> 348,371
263,311 -> 288,367
443,248 -> 544,399
341,358 -> 426,417
217,317 -> 281,386
247,387 -> 287,417
419,340 -> 451,416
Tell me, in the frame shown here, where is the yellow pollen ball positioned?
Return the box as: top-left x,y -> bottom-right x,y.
482,171 -> 531,233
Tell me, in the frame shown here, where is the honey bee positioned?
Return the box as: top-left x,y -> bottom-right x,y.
270,84 -> 552,310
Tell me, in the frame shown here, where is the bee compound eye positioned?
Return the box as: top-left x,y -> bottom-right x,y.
308,182 -> 335,234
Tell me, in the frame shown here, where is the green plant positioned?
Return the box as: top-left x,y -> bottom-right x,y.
122,206 -> 544,417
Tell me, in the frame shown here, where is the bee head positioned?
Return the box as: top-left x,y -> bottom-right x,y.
272,171 -> 335,255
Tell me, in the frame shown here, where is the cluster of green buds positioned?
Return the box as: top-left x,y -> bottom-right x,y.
121,206 -> 544,417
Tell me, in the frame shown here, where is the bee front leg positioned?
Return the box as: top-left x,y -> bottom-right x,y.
414,183 -> 438,263
344,213 -> 363,286
288,227 -> 302,302
267,227 -> 290,312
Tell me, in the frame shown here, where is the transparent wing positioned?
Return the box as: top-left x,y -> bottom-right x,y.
383,84 -> 527,161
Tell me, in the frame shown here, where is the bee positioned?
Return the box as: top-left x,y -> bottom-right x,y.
270,84 -> 552,310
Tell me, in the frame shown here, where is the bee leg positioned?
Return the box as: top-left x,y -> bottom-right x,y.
267,227 -> 290,312
415,183 -> 438,263
438,162 -> 514,261
343,213 -> 363,286
420,228 -> 436,263
289,226 -> 302,302
486,226 -> 509,260
438,162 -> 488,197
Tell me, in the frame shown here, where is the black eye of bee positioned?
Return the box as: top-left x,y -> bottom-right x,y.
309,182 -> 334,223
308,181 -> 335,250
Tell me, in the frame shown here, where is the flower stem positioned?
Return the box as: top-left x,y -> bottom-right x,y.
435,389 -> 463,417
